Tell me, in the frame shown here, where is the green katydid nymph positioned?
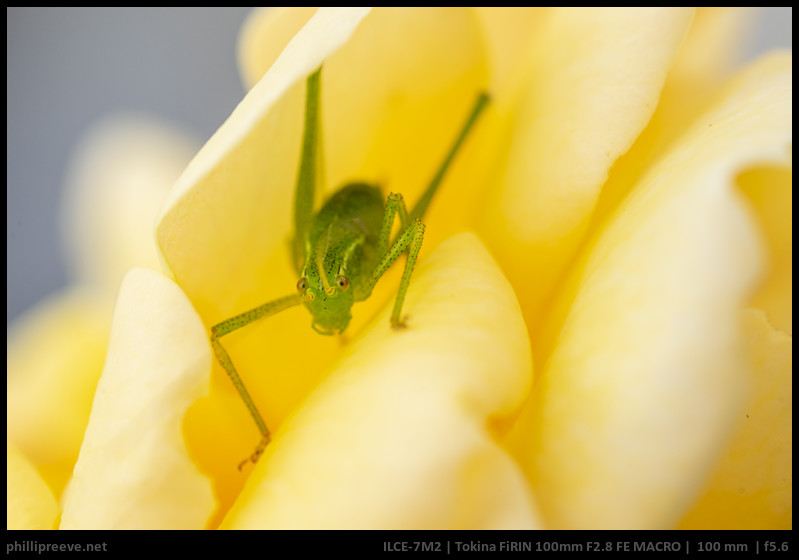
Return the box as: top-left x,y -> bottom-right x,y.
210,66 -> 489,469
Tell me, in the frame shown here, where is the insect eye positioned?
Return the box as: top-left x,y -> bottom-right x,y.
296,278 -> 308,294
336,275 -> 350,291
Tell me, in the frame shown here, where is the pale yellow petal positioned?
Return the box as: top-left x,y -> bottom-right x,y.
60,268 -> 214,529
222,233 -> 538,529
7,442 -> 59,530
507,53 -> 791,529
183,390 -> 262,528
589,8 -> 759,241
477,7 -> 694,331
471,7 -> 545,94
61,115 -> 198,293
6,289 -> 110,497
679,309 -> 791,529
737,165 -> 792,335
157,7 -> 488,512
671,8 -> 755,83
237,7 -> 318,90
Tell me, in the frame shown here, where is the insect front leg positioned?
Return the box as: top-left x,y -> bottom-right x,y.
388,219 -> 425,328
210,293 -> 304,468
363,93 -> 489,328
377,192 -> 410,256
369,194 -> 425,328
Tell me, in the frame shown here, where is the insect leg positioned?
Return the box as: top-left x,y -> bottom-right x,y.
370,92 -> 489,325
376,192 -> 410,258
210,293 -> 304,467
369,216 -> 425,329
291,66 -> 323,274
408,92 -> 490,222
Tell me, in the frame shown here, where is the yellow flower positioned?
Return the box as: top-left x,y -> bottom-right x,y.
7,116 -> 200,528
7,7 -> 791,530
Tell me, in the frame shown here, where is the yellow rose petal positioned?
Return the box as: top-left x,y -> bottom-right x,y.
183,390 -> 263,528
471,7 -> 544,94
6,289 -> 110,497
679,309 -> 791,529
590,8 -> 758,235
7,442 -> 59,530
222,233 -> 539,529
60,268 -> 214,529
477,7 -> 694,328
672,8 -> 755,83
62,115 -> 198,292
508,53 -> 791,529
237,7 -> 319,90
738,165 -> 792,335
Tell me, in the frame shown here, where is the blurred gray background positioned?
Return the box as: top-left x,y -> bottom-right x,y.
6,7 -> 793,324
